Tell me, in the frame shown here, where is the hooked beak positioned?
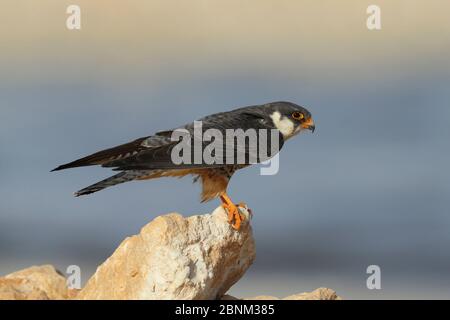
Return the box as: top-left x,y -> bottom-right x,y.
301,118 -> 315,133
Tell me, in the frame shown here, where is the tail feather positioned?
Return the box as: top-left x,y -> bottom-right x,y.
51,136 -> 149,172
74,170 -> 151,197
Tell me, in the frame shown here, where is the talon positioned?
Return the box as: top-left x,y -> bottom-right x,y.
220,193 -> 247,230
221,201 -> 235,223
232,212 -> 242,230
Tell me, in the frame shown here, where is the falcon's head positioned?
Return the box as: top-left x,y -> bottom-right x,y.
263,101 -> 315,139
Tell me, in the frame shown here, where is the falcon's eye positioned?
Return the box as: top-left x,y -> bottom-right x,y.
292,112 -> 304,121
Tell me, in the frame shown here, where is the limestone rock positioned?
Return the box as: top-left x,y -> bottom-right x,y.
77,206 -> 255,300
68,288 -> 81,299
0,265 -> 69,300
245,295 -> 280,300
225,288 -> 342,300
221,294 -> 240,300
235,288 -> 341,300
283,287 -> 341,300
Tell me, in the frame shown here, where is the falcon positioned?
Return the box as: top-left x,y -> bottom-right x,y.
52,101 -> 315,230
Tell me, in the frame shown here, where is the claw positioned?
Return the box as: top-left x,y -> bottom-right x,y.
224,203 -> 235,223
221,201 -> 242,230
220,193 -> 248,230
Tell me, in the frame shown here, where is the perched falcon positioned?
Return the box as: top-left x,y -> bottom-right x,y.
52,101 -> 315,230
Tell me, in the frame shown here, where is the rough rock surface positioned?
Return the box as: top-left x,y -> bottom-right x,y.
0,265 -> 69,300
225,288 -> 341,300
77,206 -> 255,300
0,209 -> 342,300
282,288 -> 341,300
244,295 -> 280,300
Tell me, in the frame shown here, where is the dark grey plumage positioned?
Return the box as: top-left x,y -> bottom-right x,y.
52,101 -> 315,199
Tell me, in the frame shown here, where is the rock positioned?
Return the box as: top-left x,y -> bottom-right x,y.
0,209 -> 340,301
0,278 -> 49,300
245,295 -> 280,300
67,288 -> 81,299
236,288 -> 341,300
77,206 -> 255,300
240,288 -> 340,300
221,294 -> 240,300
283,287 -> 341,300
0,265 -> 69,300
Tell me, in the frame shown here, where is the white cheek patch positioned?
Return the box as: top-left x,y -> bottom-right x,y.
270,111 -> 295,138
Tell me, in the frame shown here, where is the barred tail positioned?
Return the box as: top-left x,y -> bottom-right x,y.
74,170 -> 151,197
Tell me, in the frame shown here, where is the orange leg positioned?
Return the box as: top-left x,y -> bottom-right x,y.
220,192 -> 246,230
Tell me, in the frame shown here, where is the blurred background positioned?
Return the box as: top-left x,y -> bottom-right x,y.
1,0 -> 450,299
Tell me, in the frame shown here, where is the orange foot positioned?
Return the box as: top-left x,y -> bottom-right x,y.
220,193 -> 247,230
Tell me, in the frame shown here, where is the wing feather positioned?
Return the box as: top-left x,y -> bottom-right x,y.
102,111 -> 284,171
53,106 -> 284,172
